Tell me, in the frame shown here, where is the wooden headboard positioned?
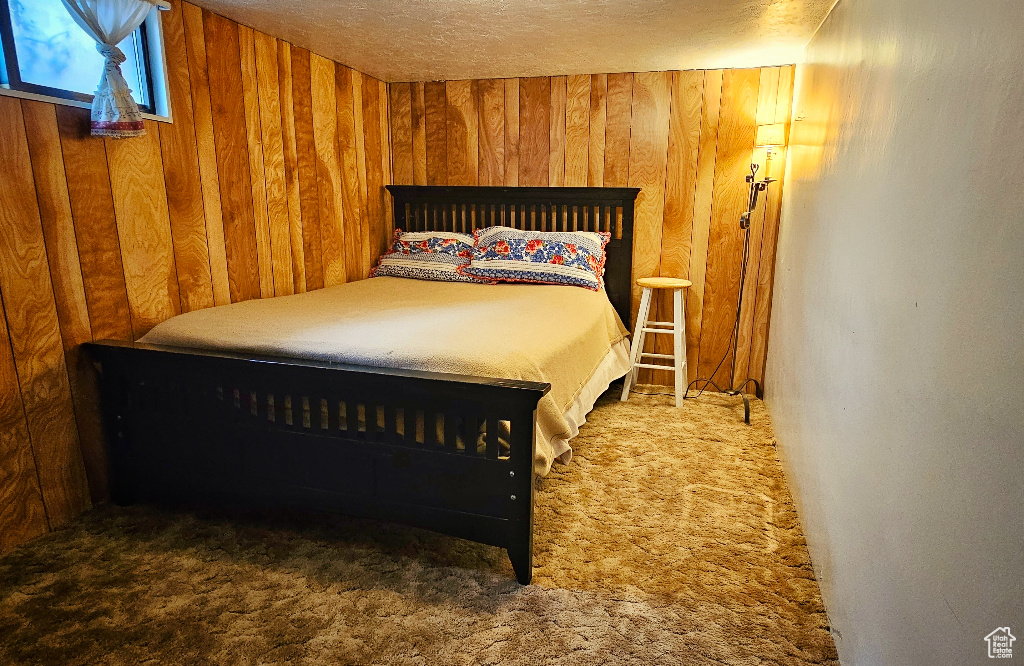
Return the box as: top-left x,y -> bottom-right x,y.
385,185 -> 640,327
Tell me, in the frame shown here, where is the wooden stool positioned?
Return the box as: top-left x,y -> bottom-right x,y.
621,277 -> 692,407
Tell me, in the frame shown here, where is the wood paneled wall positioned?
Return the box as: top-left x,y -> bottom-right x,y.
0,1 -> 391,552
388,68 -> 793,389
0,1 -> 794,554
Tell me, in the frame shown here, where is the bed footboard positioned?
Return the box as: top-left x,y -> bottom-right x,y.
84,340 -> 548,585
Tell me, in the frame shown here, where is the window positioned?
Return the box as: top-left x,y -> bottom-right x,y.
0,0 -> 167,116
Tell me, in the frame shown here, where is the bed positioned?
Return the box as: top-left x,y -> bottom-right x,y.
85,185 -> 639,584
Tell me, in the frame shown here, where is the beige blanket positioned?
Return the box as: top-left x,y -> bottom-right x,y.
140,277 -> 628,475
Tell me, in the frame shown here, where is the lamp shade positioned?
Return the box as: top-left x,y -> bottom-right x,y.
755,123 -> 786,147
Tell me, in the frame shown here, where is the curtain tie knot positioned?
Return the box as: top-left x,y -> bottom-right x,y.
96,43 -> 127,66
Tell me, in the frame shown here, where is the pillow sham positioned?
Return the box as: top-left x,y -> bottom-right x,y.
459,227 -> 610,290
370,229 -> 486,283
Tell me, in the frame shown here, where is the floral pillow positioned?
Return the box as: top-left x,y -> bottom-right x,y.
370,229 -> 489,283
459,227 -> 610,290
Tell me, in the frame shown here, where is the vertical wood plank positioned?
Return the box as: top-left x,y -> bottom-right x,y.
749,65 -> 795,388
379,79 -> 393,244
588,73 -> 607,187
239,24 -> 275,299
204,11 -> 260,303
389,82 -> 414,185
411,81 -> 428,186
351,72 -> 370,274
549,75 -> 567,187
290,46 -> 324,291
0,302 -> 49,552
0,97 -> 90,527
158,0 -> 215,312
518,77 -> 550,187
22,102 -> 92,355
477,79 -> 505,187
654,70 -> 704,385
424,81 -> 448,186
697,68 -> 760,390
626,71 -> 672,383
504,78 -> 520,187
686,69 -> 722,384
336,65 -> 365,281
254,31 -> 294,296
278,42 -> 306,293
733,67 -> 781,391
361,73 -> 386,265
311,53 -> 347,286
182,1 -> 230,306
564,74 -> 591,187
55,106 -> 132,342
659,70 -> 705,283
106,121 -> 181,335
445,79 -> 479,186
604,72 -> 633,187
22,101 -> 107,503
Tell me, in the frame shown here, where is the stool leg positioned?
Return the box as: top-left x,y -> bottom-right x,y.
674,288 -> 686,408
621,287 -> 652,401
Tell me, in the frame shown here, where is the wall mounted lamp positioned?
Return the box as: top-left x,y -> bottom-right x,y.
755,122 -> 787,160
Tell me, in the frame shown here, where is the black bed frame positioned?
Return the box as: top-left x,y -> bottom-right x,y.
85,186 -> 639,584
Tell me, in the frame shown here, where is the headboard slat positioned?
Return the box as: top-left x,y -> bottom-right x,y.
386,186 -> 640,327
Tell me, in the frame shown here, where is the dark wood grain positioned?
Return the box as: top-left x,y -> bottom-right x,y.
310,53 -> 347,287
548,76 -> 566,187
22,100 -> 108,503
0,301 -> 49,552
336,65 -> 365,281
105,121 -> 181,336
158,0 -> 215,313
588,73 -> 607,187
504,79 -> 519,187
411,82 -> 428,186
55,106 -> 133,342
424,81 -> 448,186
254,30 -> 294,296
205,10 -> 261,302
604,73 -> 633,188
239,25 -> 276,299
476,79 -> 504,187
518,77 -> 550,187
445,79 -> 478,186
564,74 -> 590,188
362,73 -> 387,264
277,41 -> 306,293
389,82 -> 414,185
0,96 -> 90,527
182,1 -> 230,306
288,47 -> 324,291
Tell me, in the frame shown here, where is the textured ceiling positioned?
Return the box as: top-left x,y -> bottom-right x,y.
192,0 -> 835,82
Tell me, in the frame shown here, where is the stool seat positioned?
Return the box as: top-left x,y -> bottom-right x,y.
636,277 -> 692,290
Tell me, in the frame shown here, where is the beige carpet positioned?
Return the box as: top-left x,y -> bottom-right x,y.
0,389 -> 838,665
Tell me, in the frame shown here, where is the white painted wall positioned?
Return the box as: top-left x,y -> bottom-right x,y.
766,0 -> 1024,663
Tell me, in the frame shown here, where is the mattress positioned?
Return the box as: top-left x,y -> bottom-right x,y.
140,276 -> 630,475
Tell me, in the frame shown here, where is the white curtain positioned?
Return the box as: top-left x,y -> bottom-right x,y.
61,0 -> 168,138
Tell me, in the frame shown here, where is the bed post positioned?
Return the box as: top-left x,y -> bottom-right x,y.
91,355 -> 137,505
507,404 -> 537,585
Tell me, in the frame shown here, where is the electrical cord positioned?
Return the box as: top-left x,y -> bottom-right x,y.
681,211 -> 754,401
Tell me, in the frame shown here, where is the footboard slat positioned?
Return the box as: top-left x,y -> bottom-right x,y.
86,340 -> 548,584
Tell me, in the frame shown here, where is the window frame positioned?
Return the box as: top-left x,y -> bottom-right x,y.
0,0 -> 168,119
